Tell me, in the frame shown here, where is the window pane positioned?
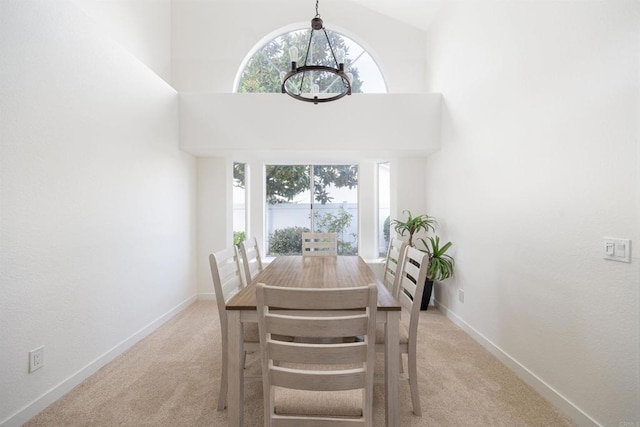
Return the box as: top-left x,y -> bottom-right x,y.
313,165 -> 358,255
233,162 -> 246,247
378,162 -> 390,257
266,165 -> 311,256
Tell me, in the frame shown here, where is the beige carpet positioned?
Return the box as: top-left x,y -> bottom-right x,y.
25,301 -> 574,426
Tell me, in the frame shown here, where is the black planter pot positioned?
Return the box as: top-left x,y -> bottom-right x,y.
420,279 -> 434,310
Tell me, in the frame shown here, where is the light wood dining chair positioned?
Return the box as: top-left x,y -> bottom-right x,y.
382,237 -> 408,299
376,246 -> 428,416
209,247 -> 259,411
239,236 -> 263,284
301,232 -> 338,256
256,283 -> 378,427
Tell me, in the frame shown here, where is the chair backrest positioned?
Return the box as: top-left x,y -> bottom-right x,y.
256,283 -> 378,426
382,237 -> 407,299
397,246 -> 429,344
239,237 -> 263,284
209,247 -> 244,336
301,232 -> 338,256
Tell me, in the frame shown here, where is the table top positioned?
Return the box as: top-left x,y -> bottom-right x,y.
226,256 -> 400,311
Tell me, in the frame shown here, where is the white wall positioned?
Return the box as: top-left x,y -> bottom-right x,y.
72,0 -> 173,83
392,157 -> 428,230
358,161 -> 378,260
0,1 -> 195,425
196,157 -> 233,298
424,1 -> 640,425
171,0 -> 427,93
179,93 -> 442,158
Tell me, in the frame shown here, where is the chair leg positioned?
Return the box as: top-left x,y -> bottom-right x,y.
217,357 -> 227,410
217,337 -> 228,411
408,351 -> 421,416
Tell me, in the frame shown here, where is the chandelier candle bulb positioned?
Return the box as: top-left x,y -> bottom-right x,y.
289,46 -> 298,64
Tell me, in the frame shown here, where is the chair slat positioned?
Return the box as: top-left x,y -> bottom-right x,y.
268,341 -> 367,365
218,261 -> 240,282
270,367 -> 365,391
383,238 -> 407,299
240,237 -> 263,283
398,289 -> 414,311
306,241 -> 335,249
260,286 -> 373,310
266,315 -> 368,338
402,261 -> 421,284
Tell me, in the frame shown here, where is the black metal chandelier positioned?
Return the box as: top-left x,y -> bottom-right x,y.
280,0 -> 351,104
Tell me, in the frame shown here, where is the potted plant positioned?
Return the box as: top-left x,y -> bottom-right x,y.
391,210 -> 454,310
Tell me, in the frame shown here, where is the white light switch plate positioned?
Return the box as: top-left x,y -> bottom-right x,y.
603,238 -> 631,263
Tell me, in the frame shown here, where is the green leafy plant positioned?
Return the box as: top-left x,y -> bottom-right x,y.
314,207 -> 357,255
392,210 -> 454,281
233,231 -> 246,248
418,236 -> 454,281
383,216 -> 390,245
391,210 -> 436,247
269,226 -> 310,255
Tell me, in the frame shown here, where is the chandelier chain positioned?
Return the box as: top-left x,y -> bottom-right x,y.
315,0 -> 320,18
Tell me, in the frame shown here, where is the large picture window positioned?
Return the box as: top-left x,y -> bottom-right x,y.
265,165 -> 358,256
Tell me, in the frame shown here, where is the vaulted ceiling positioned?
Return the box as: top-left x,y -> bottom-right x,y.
350,0 -> 442,31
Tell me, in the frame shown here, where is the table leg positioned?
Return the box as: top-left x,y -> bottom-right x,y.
385,311 -> 400,427
227,310 -> 243,426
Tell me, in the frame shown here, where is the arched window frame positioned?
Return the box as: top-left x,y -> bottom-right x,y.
232,23 -> 388,94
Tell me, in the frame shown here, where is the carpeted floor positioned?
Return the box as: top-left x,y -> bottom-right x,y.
25,301 -> 574,426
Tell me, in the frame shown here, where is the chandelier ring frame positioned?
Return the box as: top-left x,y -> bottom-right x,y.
281,64 -> 352,104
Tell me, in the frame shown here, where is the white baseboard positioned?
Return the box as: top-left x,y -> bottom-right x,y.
2,296 -> 197,427
433,299 -> 600,427
198,292 -> 216,301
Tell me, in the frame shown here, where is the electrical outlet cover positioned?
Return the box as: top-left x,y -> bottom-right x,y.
29,346 -> 44,373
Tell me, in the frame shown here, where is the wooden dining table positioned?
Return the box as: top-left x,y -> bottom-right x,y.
225,255 -> 401,426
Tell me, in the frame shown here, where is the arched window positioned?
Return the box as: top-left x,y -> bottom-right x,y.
236,28 -> 386,94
